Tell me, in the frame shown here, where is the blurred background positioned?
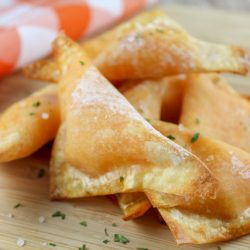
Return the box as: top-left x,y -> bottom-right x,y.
163,0 -> 250,12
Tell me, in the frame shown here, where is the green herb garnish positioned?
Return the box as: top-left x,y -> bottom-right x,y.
217,247 -> 222,250
137,248 -> 148,250
112,223 -> 118,227
48,243 -> 56,247
167,135 -> 176,140
145,118 -> 151,123
119,176 -> 124,182
114,234 -> 129,244
79,244 -> 87,250
14,203 -> 23,209
104,227 -> 109,236
80,61 -> 85,66
135,34 -> 141,40
52,211 -> 66,220
38,168 -> 45,178
137,108 -> 144,114
33,101 -> 40,107
103,240 -> 109,244
191,132 -> 200,143
29,112 -> 35,116
156,28 -> 164,33
196,118 -> 200,125
80,221 -> 87,227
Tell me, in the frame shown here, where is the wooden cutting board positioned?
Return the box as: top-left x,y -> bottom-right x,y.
0,4 -> 250,250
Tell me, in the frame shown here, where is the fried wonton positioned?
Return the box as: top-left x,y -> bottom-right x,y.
118,79 -> 165,220
160,75 -> 187,123
180,74 -> 250,152
148,121 -> 250,244
50,34 -> 215,204
121,79 -> 166,120
0,85 -> 59,162
117,76 -> 187,220
23,9 -> 250,82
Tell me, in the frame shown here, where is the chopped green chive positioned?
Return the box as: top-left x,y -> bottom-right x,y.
52,211 -> 66,220
114,234 -> 129,244
217,247 -> 222,250
14,203 -> 23,209
135,34 -> 141,40
29,112 -> 35,116
137,248 -> 148,250
119,176 -> 124,182
38,168 -> 45,178
79,244 -> 87,250
167,135 -> 176,140
156,28 -> 164,33
80,221 -> 87,227
103,239 -> 109,244
52,211 -> 61,217
104,227 -> 109,236
145,118 -> 151,123
33,101 -> 40,107
112,223 -> 118,227
196,118 -> 200,124
191,132 -> 200,143
137,108 -> 144,114
80,61 -> 85,66
48,243 -> 56,247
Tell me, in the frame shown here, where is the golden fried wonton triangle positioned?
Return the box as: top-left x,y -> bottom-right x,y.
49,34 -> 216,203
148,121 -> 250,244
24,9 -> 250,82
0,85 -> 59,162
180,74 -> 250,152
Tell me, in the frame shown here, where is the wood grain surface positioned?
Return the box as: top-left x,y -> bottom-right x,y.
0,4 -> 250,250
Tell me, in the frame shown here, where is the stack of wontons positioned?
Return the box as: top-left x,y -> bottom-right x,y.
1,9 -> 250,245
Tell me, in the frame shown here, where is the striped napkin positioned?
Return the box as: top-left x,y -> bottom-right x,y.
0,0 -> 157,77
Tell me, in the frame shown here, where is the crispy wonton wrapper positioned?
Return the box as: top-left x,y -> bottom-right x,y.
0,85 -> 59,162
117,79 -> 166,220
180,74 -> 250,152
148,121 -> 250,244
24,9 -> 250,82
117,76 -> 187,220
50,34 -> 216,204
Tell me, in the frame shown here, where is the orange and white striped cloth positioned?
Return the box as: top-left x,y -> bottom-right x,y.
0,0 -> 157,77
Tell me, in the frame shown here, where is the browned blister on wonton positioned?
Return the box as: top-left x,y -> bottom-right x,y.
0,85 -> 60,162
180,74 -> 250,152
148,121 -> 250,244
49,34 -> 216,204
23,9 -> 250,83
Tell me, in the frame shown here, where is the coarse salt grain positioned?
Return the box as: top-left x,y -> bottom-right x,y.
206,155 -> 215,162
178,123 -> 185,131
38,216 -> 46,224
41,113 -> 49,120
7,213 -> 14,218
17,238 -> 25,247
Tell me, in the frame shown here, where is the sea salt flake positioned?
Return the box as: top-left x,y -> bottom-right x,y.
17,238 -> 25,247
41,113 -> 49,120
7,213 -> 14,218
38,216 -> 46,224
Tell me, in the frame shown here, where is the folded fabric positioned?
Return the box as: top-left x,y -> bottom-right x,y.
0,0 -> 156,77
